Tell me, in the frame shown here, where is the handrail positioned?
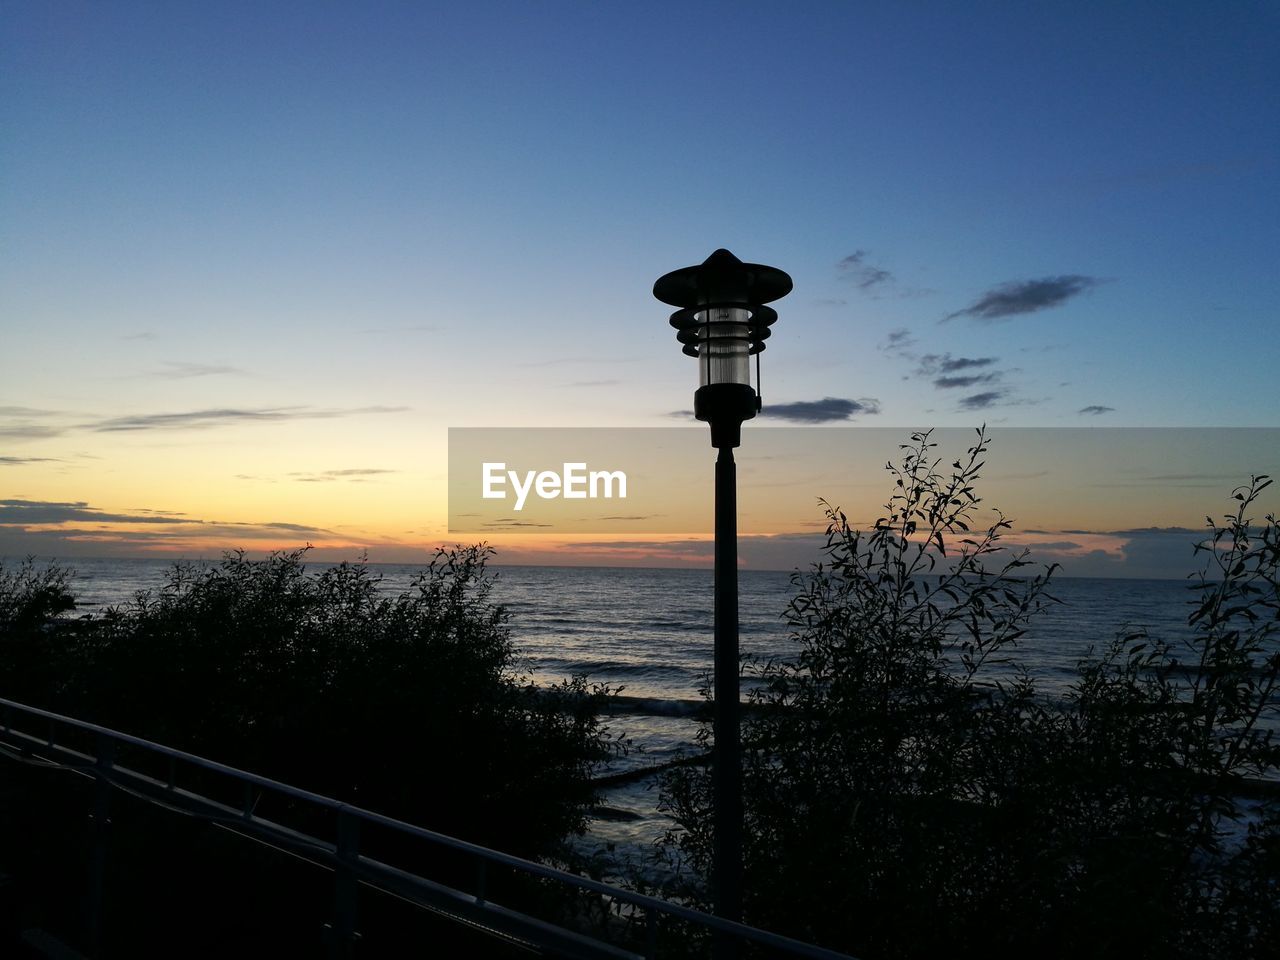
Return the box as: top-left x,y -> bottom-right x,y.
0,695 -> 857,959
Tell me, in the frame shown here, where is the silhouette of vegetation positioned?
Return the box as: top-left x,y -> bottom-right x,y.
660,429 -> 1279,959
0,545 -> 616,858
0,558 -> 78,707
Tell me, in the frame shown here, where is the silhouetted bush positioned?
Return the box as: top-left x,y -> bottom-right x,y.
0,558 -> 78,707
660,429 -> 1279,959
0,545 -> 616,860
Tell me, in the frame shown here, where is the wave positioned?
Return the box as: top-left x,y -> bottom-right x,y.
603,695 -> 706,717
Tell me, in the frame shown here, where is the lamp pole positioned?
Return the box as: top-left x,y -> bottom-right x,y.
712,433 -> 742,927
654,250 -> 792,937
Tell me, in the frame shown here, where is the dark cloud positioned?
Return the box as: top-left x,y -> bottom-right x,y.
1110,526 -> 1204,538
0,499 -> 334,536
944,275 -> 1101,322
813,298 -> 848,307
762,397 -> 882,423
838,251 -> 893,291
934,374 -> 999,389
0,498 -> 341,556
958,390 -> 1007,411
1078,405 -> 1115,416
0,499 -> 195,525
941,356 -> 996,373
87,405 -> 407,432
1027,541 -> 1085,551
915,353 -> 999,376
0,456 -> 61,465
880,329 -> 916,357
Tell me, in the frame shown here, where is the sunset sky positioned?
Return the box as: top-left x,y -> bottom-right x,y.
3,2 -> 1277,576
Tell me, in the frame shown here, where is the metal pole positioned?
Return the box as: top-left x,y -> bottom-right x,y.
713,444 -> 742,943
329,808 -> 361,957
87,735 -> 113,958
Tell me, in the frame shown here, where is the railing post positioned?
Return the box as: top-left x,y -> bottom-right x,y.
87,734 -> 114,958
327,808 -> 361,957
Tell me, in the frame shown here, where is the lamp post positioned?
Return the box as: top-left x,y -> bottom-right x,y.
653,250 -> 792,933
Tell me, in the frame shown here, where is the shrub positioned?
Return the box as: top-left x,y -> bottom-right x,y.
660,429 -> 1279,959
0,545 -> 616,860
0,557 -> 78,705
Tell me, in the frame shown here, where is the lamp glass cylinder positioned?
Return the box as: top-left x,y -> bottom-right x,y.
697,307 -> 751,387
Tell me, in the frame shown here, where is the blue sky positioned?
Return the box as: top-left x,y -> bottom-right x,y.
2,1 -> 1277,567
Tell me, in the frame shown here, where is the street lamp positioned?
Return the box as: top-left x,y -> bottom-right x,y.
653,249 -> 792,931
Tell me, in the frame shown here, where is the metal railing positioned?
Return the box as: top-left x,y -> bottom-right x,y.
0,696 -> 856,959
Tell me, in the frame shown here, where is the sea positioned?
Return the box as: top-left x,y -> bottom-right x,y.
40,558 -> 1210,874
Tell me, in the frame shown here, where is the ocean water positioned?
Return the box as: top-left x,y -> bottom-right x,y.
54,557 -> 1201,703
28,557 -> 1209,867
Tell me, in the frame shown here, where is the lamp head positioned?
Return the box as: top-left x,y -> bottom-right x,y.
654,250 -> 792,447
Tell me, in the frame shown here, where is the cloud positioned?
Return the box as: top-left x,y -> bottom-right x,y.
0,499 -> 195,525
813,298 -> 848,307
4,404 -> 410,443
86,405 -> 408,432
119,331 -> 157,341
838,251 -> 893,291
246,521 -> 330,533
0,406 -> 62,417
131,362 -> 247,380
934,374 -> 1000,389
881,329 -> 916,357
762,397 -> 881,423
0,497 -> 342,557
1078,405 -> 1115,416
519,356 -> 641,368
939,355 -> 997,373
944,275 -> 1101,322
503,531 -> 829,570
0,424 -> 65,440
914,353 -> 999,376
289,468 -> 397,483
0,456 -> 61,465
356,323 -> 437,335
958,390 -> 1007,411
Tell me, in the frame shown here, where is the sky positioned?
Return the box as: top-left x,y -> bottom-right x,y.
2,1 -> 1278,576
